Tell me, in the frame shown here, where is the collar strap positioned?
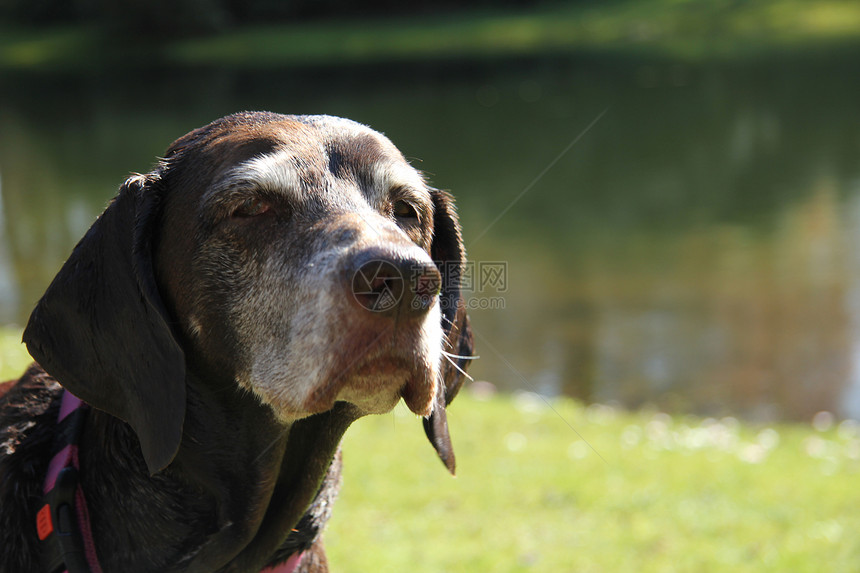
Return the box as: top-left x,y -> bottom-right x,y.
261,551 -> 305,573
37,390 -> 102,573
37,390 -> 305,573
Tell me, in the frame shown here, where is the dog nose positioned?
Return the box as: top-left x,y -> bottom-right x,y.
346,249 -> 441,318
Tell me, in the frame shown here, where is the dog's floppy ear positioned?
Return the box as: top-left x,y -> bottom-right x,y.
23,172 -> 186,475
424,189 -> 474,475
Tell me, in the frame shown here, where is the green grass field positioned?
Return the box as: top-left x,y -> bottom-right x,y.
0,327 -> 30,382
3,0 -> 860,70
328,397 -> 860,571
2,327 -> 858,570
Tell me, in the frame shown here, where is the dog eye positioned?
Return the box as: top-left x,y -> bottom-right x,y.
232,197 -> 270,218
393,200 -> 418,220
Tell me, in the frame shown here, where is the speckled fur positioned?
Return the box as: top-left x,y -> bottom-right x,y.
0,368 -> 60,573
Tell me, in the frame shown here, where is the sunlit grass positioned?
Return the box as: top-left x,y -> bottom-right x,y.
328,392 -> 860,572
165,0 -> 860,66
3,0 -> 860,70
2,328 -> 858,570
0,326 -> 29,382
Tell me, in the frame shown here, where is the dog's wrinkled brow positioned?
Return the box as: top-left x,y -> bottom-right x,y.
370,161 -> 428,195
199,136 -> 432,221
206,150 -> 304,202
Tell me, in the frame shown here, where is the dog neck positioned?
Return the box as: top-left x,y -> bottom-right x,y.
78,370 -> 359,572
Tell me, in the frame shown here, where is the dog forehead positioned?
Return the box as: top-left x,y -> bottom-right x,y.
212,116 -> 425,196
168,113 -> 372,162
290,115 -> 421,185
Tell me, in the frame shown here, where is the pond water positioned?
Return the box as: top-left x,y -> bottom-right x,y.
2,53 -> 859,422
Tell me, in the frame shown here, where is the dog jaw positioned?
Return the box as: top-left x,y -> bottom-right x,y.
227,227 -> 444,422
239,296 -> 443,423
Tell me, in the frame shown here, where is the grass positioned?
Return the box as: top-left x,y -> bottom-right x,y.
2,328 -> 858,571
166,0 -> 860,67
0,326 -> 29,383
328,394 -> 860,572
3,0 -> 860,71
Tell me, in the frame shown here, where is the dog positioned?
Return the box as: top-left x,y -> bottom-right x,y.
0,112 -> 473,573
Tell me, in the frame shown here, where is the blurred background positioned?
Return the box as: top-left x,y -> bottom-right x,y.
2,0 -> 860,424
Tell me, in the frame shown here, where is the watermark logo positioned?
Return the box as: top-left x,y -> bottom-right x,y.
478,262 -> 507,292
420,261 -> 509,311
352,259 -> 509,313
351,259 -> 403,312
470,261 -> 508,310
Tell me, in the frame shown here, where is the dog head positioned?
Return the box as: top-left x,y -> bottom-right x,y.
24,112 -> 472,475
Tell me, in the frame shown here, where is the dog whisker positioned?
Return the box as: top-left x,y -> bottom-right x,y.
442,353 -> 474,382
441,350 -> 480,361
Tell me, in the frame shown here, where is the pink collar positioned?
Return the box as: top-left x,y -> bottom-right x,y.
37,390 -> 102,573
37,390 -> 304,573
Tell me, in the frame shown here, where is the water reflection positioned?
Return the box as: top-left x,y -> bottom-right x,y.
0,174 -> 20,317
1,54 -> 859,422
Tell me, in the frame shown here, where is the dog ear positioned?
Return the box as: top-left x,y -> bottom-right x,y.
23,173 -> 186,475
423,189 -> 474,475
